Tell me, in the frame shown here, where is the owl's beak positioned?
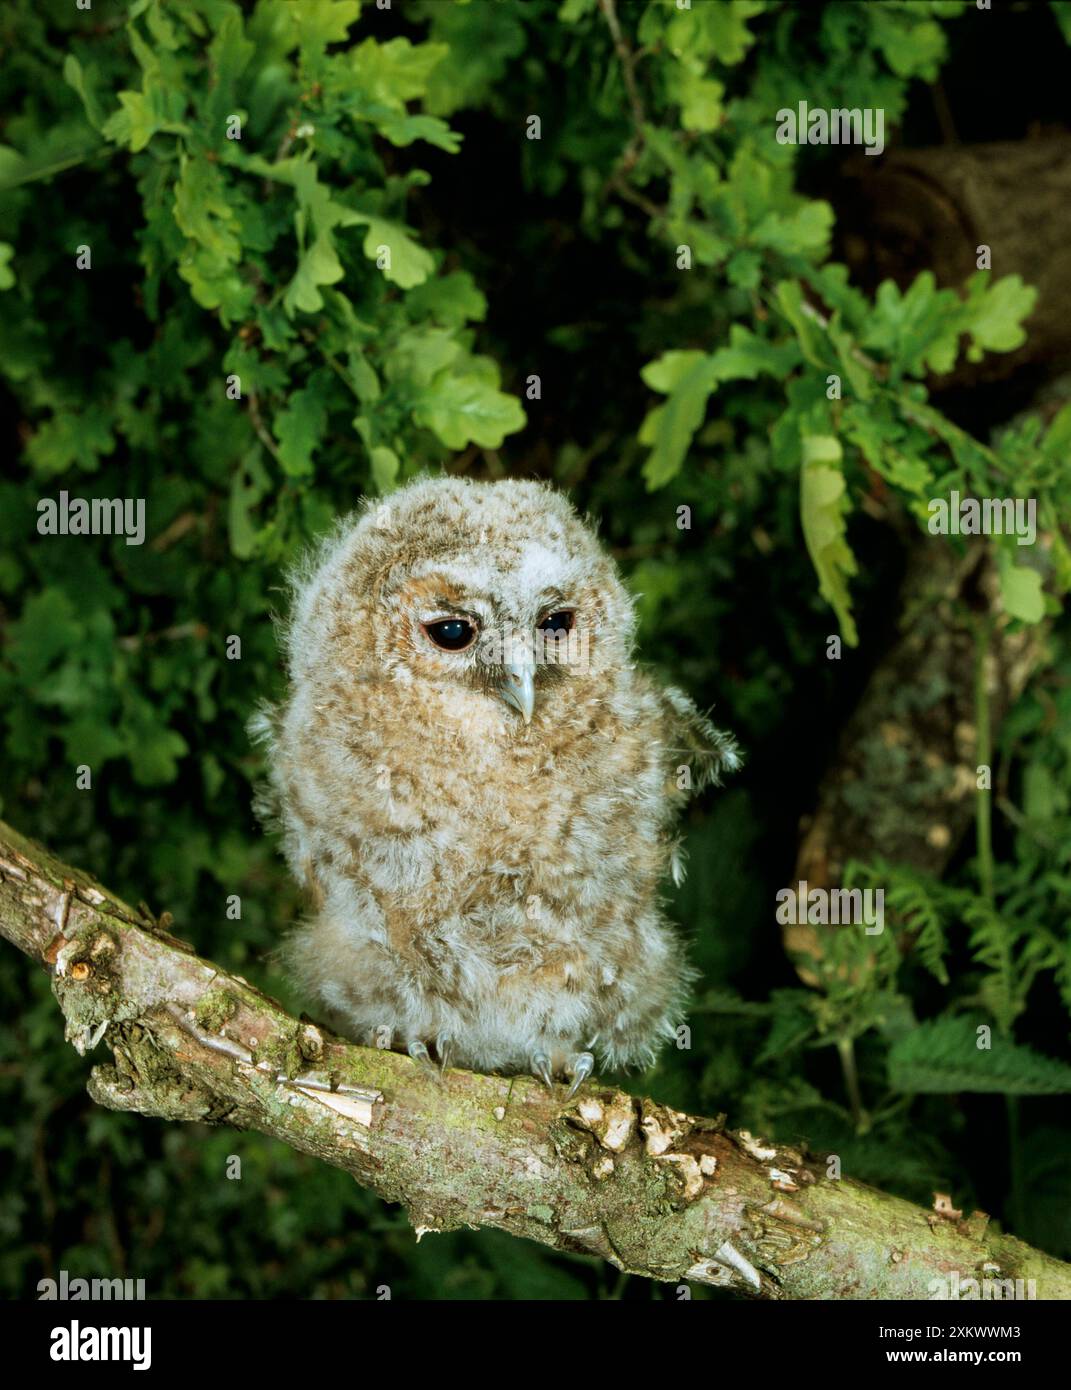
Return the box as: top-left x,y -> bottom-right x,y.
498,660 -> 536,724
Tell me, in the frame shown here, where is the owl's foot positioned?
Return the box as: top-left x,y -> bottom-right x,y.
407,1038 -> 442,1083
434,1032 -> 454,1074
565,1050 -> 595,1100
528,1048 -> 595,1098
529,1050 -> 555,1089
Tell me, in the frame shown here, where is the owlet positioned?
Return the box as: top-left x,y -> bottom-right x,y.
254,476 -> 739,1094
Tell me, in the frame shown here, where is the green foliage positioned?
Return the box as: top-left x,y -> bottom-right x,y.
888,1017 -> 1071,1096
601,0 -> 1064,643
1,0 -> 1070,1298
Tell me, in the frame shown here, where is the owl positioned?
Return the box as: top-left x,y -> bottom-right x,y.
253,476 -> 739,1095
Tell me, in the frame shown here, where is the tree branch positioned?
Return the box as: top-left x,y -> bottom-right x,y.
2,818 -> 1068,1298
598,0 -> 654,207
598,0 -> 646,144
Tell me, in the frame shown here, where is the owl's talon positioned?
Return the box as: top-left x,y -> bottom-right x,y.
408,1039 -> 441,1083
434,1032 -> 453,1072
565,1051 -> 595,1100
530,1050 -> 554,1089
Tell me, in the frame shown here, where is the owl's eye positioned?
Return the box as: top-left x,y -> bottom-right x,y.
423,617 -> 477,652
538,610 -> 575,634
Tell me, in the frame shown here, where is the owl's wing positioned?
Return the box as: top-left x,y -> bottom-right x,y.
247,704 -> 283,830
248,704 -> 328,908
659,685 -> 742,792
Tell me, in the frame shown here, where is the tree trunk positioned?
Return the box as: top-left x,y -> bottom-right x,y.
837,136 -> 1071,386
785,535 -> 1049,979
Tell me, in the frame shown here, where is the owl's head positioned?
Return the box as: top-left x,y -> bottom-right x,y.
286,477 -> 636,726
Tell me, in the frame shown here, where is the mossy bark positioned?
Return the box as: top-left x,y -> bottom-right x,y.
2,818 -> 1068,1299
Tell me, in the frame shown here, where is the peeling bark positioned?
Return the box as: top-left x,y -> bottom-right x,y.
2,818 -> 1069,1300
